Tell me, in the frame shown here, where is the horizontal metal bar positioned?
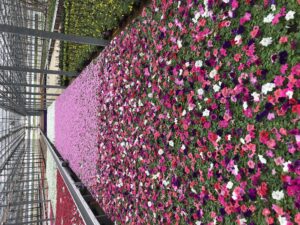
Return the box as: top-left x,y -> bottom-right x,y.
0,178 -> 45,184
3,92 -> 60,96
17,97 -> 56,100
0,200 -> 50,208
5,214 -> 43,222
0,172 -> 43,177
0,23 -> 109,46
4,218 -> 54,225
0,82 -> 66,89
0,65 -> 76,76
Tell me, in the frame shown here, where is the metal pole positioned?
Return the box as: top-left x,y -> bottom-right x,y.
0,82 -> 65,89
3,92 -> 60,96
0,23 -> 109,46
0,65 -> 76,76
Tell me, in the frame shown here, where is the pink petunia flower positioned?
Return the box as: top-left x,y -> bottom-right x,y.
248,160 -> 255,169
250,26 -> 260,38
279,36 -> 288,44
240,12 -> 251,25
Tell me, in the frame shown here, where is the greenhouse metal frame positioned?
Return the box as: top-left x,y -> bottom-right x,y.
0,0 -> 108,224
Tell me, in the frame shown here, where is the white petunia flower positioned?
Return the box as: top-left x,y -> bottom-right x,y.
148,201 -> 153,207
271,4 -> 276,11
239,218 -> 247,225
152,172 -> 160,180
243,102 -> 248,110
192,12 -> 201,24
162,180 -> 169,186
177,39 -> 182,49
209,69 -> 217,79
232,165 -> 239,175
263,13 -> 274,23
182,109 -> 187,117
195,60 -> 203,68
283,161 -> 291,172
145,170 -> 150,176
197,88 -> 204,96
158,149 -> 164,155
260,37 -> 273,46
285,11 -> 295,21
213,84 -> 220,92
234,35 -> 242,45
261,83 -> 275,94
240,138 -> 245,144
191,188 -> 197,194
177,1 -> 181,8
223,0 -> 230,3
185,62 -> 190,67
232,192 -> 238,200
179,69 -> 183,76
258,155 -> 267,164
286,90 -> 293,99
272,190 -> 284,200
226,181 -> 233,189
169,140 -> 174,147
251,92 -> 260,102
196,221 -> 202,225
278,216 -> 288,225
148,93 -> 153,98
202,109 -> 210,117
138,99 -> 143,107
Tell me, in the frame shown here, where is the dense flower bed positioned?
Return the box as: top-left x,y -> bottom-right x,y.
56,171 -> 84,225
55,62 -> 100,192
55,0 -> 300,224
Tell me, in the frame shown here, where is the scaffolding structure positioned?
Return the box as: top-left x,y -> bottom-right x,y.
0,0 -> 54,116
0,126 -> 51,224
0,0 -> 110,223
0,0 -> 53,223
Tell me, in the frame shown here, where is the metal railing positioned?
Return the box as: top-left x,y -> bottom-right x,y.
40,129 -> 111,225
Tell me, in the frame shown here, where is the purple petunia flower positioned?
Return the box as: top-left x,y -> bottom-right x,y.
223,41 -> 232,49
248,188 -> 257,201
279,51 -> 288,64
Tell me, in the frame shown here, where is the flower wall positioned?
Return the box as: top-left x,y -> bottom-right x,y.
55,63 -> 100,191
56,171 -> 84,225
47,101 -> 55,144
55,0 -> 300,224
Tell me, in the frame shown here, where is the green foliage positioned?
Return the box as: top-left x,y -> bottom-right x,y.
47,0 -> 57,31
60,0 -> 137,78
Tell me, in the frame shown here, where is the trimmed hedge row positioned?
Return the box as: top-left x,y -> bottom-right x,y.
59,0 -> 137,79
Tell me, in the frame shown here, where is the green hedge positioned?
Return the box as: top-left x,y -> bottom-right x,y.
47,0 -> 57,31
60,0 -> 137,76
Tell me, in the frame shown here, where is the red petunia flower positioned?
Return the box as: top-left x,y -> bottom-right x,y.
257,182 -> 268,197
259,130 -> 269,144
292,104 -> 300,115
